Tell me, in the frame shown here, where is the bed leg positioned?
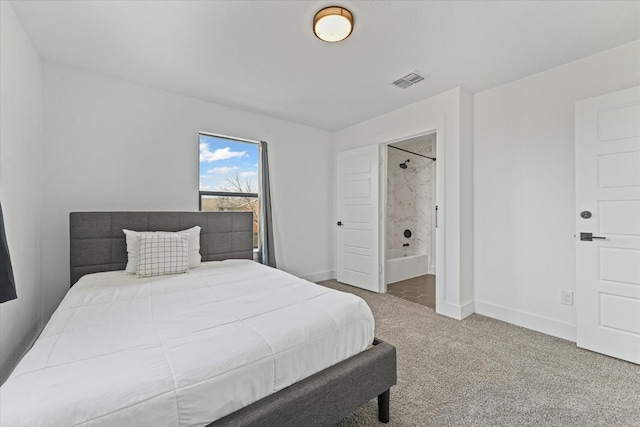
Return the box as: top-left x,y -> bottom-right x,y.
377,389 -> 390,423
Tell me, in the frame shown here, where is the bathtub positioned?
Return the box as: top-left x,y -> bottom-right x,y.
386,249 -> 429,284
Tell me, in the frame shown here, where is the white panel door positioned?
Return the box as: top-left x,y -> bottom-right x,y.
336,144 -> 381,292
576,86 -> 640,364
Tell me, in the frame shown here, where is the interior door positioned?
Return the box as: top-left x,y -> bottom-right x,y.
336,144 -> 381,292
575,86 -> 640,364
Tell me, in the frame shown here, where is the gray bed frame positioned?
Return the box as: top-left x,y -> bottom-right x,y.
69,211 -> 397,426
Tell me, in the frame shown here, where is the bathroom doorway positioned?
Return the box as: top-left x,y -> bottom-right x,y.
385,133 -> 437,309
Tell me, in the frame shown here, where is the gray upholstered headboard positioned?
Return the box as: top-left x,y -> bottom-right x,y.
69,211 -> 254,286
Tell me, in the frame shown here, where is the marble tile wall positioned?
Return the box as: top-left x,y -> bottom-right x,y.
387,135 -> 435,267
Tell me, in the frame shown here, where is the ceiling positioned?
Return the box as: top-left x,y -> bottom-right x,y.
10,1 -> 640,131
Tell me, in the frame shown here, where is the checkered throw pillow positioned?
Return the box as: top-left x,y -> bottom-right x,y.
136,233 -> 189,278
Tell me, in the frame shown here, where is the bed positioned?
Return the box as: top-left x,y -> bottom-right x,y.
1,211 -> 396,426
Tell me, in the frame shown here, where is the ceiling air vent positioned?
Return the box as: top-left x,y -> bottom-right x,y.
392,71 -> 427,89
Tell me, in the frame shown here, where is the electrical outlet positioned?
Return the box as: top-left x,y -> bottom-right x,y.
561,290 -> 574,306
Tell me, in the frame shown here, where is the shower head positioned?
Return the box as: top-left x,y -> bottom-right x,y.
399,159 -> 410,169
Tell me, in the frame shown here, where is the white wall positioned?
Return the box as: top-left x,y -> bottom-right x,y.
335,87 -> 474,320
41,64 -> 335,320
473,40 -> 640,341
0,1 -> 45,382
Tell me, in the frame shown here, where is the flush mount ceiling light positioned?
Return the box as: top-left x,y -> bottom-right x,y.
313,6 -> 354,42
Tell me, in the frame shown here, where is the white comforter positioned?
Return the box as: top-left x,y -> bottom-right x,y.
1,260 -> 375,426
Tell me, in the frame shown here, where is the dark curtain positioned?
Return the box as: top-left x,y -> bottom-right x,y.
0,203 -> 17,303
257,141 -> 277,268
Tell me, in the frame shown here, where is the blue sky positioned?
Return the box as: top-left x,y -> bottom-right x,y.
199,134 -> 258,192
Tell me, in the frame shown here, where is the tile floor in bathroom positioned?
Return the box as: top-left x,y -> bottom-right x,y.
386,274 -> 435,309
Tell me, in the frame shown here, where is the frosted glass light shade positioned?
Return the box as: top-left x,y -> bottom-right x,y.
313,6 -> 354,43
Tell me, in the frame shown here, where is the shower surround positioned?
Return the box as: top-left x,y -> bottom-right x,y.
386,135 -> 435,278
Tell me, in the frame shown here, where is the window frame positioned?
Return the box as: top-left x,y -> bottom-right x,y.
198,190 -> 259,210
198,132 -> 260,248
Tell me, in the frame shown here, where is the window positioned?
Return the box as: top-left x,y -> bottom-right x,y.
199,133 -> 259,247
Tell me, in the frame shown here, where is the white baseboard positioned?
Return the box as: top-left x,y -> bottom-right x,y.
436,300 -> 474,320
302,270 -> 335,283
474,300 -> 576,342
460,300 -> 475,319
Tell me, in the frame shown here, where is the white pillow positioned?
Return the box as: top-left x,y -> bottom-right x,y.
136,233 -> 189,278
123,226 -> 201,274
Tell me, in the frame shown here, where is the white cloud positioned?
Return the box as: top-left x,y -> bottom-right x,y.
239,171 -> 257,177
208,166 -> 239,174
199,143 -> 247,162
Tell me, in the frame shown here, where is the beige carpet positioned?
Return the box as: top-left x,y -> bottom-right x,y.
319,279 -> 640,427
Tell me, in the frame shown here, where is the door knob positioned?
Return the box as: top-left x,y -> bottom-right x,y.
580,232 -> 606,241
337,221 -> 343,226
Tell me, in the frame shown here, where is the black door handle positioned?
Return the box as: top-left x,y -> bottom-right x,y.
580,232 -> 606,241
337,221 -> 343,226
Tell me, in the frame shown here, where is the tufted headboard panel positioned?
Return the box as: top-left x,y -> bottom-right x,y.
69,211 -> 254,286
